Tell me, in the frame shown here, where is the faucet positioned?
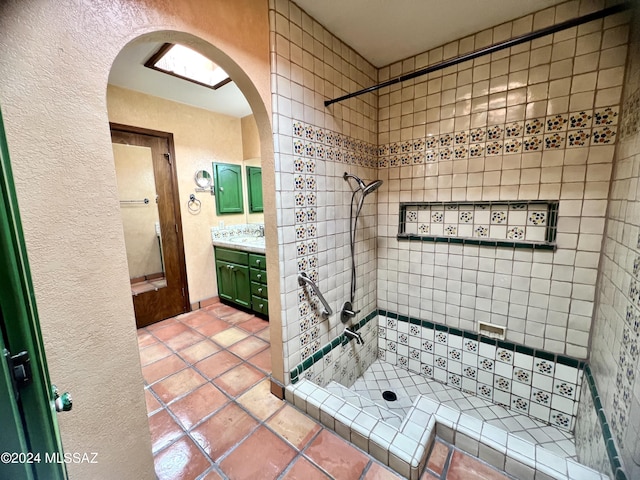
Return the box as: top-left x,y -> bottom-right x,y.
343,327 -> 364,345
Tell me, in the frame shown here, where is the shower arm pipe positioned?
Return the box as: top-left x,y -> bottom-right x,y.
298,272 -> 333,318
324,3 -> 631,107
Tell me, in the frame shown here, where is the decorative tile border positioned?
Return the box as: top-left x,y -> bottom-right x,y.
399,201 -> 558,250
210,223 -> 264,240
378,107 -> 619,168
290,309 -> 377,384
377,310 -> 584,432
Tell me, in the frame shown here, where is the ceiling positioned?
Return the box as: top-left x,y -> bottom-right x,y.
109,1 -> 566,116
293,0 -> 567,68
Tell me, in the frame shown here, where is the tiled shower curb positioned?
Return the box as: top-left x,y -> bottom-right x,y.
289,309 -> 627,479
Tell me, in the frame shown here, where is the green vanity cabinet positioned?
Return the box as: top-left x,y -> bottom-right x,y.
214,248 -> 250,308
213,162 -> 244,215
214,247 -> 268,317
246,166 -> 263,213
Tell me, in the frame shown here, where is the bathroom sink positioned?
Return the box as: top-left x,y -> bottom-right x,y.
228,236 -> 265,246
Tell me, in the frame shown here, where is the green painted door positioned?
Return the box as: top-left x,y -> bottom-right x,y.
246,166 -> 263,213
215,260 -> 235,302
231,265 -> 251,308
213,163 -> 244,214
0,106 -> 66,479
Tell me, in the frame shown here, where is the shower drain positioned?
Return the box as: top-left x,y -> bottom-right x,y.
382,391 -> 397,401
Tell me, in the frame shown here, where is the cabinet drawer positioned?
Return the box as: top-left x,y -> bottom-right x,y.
251,281 -> 268,298
249,253 -> 266,269
214,247 -> 248,265
252,295 -> 269,315
250,268 -> 267,284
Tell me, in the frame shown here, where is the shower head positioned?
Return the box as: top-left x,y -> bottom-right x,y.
363,179 -> 383,196
343,172 -> 383,195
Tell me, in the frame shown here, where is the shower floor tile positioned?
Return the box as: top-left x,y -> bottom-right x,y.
348,360 -> 576,458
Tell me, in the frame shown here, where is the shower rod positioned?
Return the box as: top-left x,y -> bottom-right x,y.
324,2 -> 631,107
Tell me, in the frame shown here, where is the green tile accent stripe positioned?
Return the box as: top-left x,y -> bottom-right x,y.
584,365 -> 627,480
290,309 -> 377,384
397,233 -> 557,250
382,308 -> 587,370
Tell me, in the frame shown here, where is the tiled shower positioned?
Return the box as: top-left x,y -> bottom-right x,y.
270,0 -> 639,478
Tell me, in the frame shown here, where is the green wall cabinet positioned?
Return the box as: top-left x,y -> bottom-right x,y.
213,162 -> 244,215
246,166 -> 263,213
214,247 -> 268,317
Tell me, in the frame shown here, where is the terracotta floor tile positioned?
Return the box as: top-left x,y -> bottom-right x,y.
154,436 -> 211,480
191,403 -> 258,462
266,404 -> 321,450
147,317 -> 178,331
200,469 -> 224,480
168,383 -> 229,430
447,450 -> 510,480
281,456 -> 331,479
178,340 -> 220,364
194,318 -> 230,337
213,363 -> 265,397
142,354 -> 188,385
206,304 -> 238,318
179,310 -> 216,328
163,330 -> 205,351
152,321 -> 190,341
145,389 -> 162,415
195,351 -> 242,379
247,348 -> 272,373
426,440 -> 450,477
228,336 -> 269,359
148,409 -> 184,453
139,343 -> 173,366
222,310 -> 254,325
151,368 -> 207,404
256,327 -> 270,342
363,462 -> 406,479
211,327 -> 249,347
138,330 -> 158,348
237,316 -> 269,333
305,430 -> 369,480
219,426 -> 296,480
236,379 -> 284,421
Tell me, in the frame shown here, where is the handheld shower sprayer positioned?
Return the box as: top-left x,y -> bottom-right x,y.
342,172 -> 383,323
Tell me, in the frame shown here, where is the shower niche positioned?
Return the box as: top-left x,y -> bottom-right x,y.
398,200 -> 559,250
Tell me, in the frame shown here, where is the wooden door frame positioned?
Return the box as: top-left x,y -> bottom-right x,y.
109,123 -> 190,322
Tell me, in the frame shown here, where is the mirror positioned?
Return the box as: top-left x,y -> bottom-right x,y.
113,142 -> 167,294
195,169 -> 212,188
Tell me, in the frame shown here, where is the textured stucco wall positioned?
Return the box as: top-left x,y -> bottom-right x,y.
0,0 -> 271,478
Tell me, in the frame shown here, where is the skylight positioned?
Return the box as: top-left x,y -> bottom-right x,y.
145,43 -> 231,90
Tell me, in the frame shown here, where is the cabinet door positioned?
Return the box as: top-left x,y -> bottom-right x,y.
215,260 -> 235,302
231,264 -> 251,308
246,166 -> 263,213
213,162 -> 244,215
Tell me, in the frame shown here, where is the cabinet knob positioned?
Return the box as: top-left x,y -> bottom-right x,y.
259,304 -> 264,309
256,274 -> 262,280
256,260 -> 261,265
229,265 -> 234,270
258,288 -> 263,293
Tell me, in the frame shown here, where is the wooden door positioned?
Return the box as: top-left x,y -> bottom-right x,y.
110,124 -> 189,327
